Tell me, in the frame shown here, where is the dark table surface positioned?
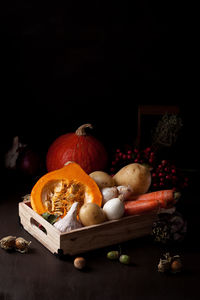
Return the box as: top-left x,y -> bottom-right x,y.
0,176 -> 200,300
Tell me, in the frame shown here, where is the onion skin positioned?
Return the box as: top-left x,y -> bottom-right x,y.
46,125 -> 108,174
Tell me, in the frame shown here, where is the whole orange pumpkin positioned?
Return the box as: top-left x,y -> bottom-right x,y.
46,124 -> 108,174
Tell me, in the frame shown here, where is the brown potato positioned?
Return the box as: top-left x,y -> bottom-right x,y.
89,171 -> 115,189
79,203 -> 107,226
113,163 -> 151,195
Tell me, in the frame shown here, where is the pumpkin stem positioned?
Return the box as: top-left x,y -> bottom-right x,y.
75,124 -> 93,136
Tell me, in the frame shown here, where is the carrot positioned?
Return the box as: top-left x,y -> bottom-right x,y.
124,199 -> 159,216
127,189 -> 180,208
124,189 -> 180,216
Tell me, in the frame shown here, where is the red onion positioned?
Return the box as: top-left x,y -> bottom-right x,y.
17,149 -> 41,176
5,136 -> 43,177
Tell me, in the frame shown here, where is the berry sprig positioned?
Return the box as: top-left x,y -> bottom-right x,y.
109,146 -> 156,175
109,148 -> 134,174
151,160 -> 189,191
109,146 -> 189,191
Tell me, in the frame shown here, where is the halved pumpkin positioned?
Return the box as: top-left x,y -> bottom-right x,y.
31,162 -> 102,217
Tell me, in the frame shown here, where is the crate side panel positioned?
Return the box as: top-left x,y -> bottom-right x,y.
19,203 -> 61,254
60,214 -> 156,255
19,202 -> 60,239
19,202 -> 61,242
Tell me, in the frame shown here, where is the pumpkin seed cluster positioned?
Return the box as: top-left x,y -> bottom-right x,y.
44,180 -> 86,217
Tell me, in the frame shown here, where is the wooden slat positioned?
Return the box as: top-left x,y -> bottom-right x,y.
60,212 -> 157,255
19,202 -> 60,240
19,201 -> 157,255
19,202 -> 60,254
138,105 -> 180,115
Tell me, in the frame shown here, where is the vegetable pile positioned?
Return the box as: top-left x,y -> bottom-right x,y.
25,121 -> 187,236
29,160 -> 180,233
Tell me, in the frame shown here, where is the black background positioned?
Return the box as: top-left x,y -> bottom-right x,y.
0,1 -> 198,168
0,3 -> 200,300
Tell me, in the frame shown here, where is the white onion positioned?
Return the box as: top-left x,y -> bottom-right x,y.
103,198 -> 125,220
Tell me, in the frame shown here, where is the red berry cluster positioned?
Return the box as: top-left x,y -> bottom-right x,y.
109,146 -> 189,191
133,147 -> 156,166
109,146 -> 156,175
151,160 -> 189,191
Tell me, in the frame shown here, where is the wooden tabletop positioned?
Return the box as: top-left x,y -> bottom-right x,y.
0,178 -> 200,300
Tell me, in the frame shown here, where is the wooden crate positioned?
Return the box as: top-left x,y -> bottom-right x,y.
19,201 -> 158,256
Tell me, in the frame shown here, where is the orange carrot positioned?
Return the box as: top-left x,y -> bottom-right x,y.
124,189 -> 180,216
127,189 -> 180,208
124,199 -> 159,216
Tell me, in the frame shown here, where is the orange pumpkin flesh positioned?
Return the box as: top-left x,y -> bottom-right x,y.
31,162 -> 102,217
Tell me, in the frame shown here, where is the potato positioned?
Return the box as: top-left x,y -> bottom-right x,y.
89,171 -> 115,189
113,163 -> 151,195
79,203 -> 107,226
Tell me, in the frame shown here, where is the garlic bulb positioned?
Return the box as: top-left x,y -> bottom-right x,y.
117,185 -> 133,201
101,186 -> 119,205
103,198 -> 125,220
54,202 -> 82,233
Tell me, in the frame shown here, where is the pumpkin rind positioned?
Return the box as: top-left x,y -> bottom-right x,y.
31,162 -> 102,216
46,124 -> 108,174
